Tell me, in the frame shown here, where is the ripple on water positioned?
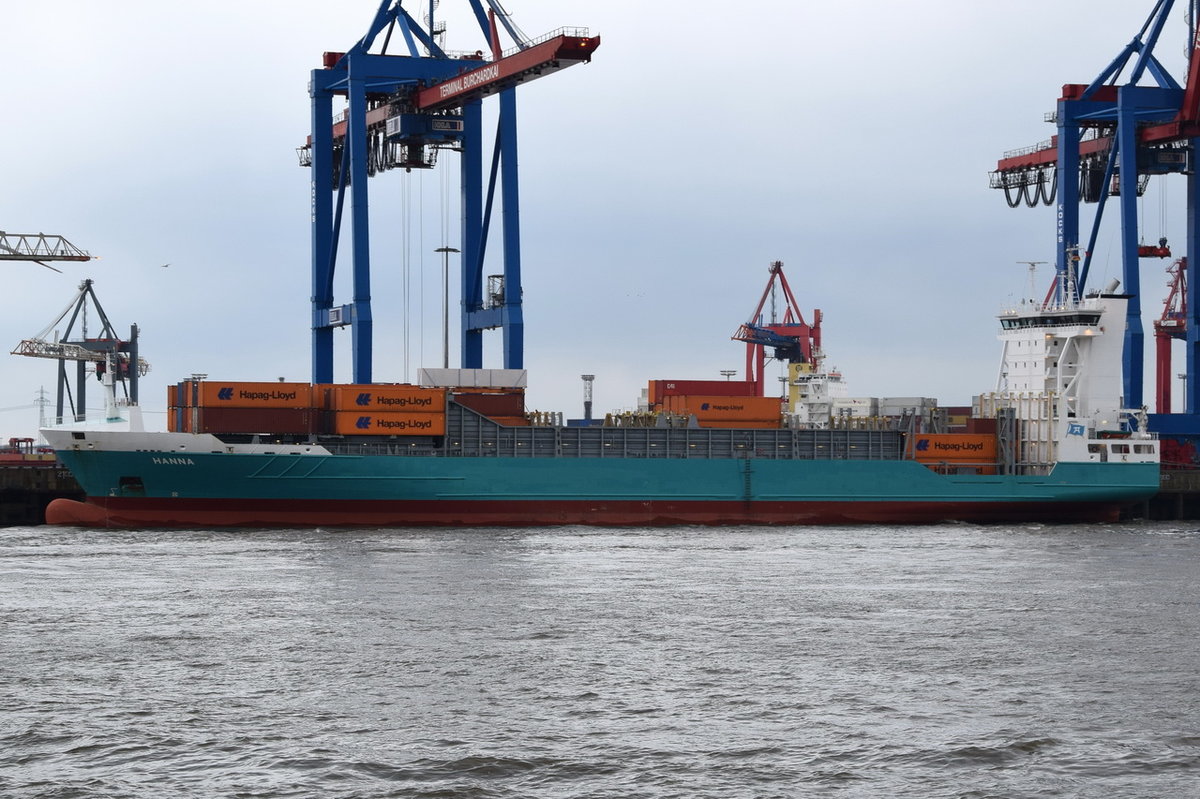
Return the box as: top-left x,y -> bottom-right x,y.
2,523 -> 1199,797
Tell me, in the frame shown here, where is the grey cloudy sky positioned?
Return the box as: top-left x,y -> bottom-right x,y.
0,0 -> 1190,438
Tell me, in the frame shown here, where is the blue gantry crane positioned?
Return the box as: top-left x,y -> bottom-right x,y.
990,0 -> 1200,422
301,1 -> 599,384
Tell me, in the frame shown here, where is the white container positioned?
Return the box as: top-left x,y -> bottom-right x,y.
418,368 -> 528,389
831,397 -> 878,418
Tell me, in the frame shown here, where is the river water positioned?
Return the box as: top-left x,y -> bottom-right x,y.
2,521 -> 1198,798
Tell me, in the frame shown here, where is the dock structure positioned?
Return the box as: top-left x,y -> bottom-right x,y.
1140,471 -> 1200,520
0,465 -> 82,526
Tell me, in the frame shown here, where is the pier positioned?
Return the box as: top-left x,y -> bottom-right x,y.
0,465 -> 83,526
1140,470 -> 1200,521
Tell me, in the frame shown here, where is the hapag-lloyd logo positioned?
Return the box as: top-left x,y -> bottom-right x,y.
915,439 -> 984,453
356,416 -> 436,431
354,392 -> 434,408
700,402 -> 746,412
216,387 -> 298,403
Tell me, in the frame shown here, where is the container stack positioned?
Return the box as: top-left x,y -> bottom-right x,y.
647,379 -> 757,411
168,380 -> 448,436
449,388 -> 527,426
169,381 -> 316,434
418,367 -> 529,425
320,385 -> 447,435
660,395 -> 784,429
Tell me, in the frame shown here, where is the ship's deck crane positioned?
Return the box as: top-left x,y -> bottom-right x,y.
0,231 -> 93,273
731,261 -> 822,397
988,0 -> 1200,414
11,280 -> 147,425
301,1 -> 599,384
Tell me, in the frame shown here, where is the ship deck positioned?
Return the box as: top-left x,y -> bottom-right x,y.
218,402 -> 911,462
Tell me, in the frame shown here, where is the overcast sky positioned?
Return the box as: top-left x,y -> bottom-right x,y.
1,0 -> 1193,439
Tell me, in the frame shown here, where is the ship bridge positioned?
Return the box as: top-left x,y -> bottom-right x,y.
998,310 -> 1103,331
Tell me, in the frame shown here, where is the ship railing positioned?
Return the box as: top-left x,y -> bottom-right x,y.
498,27 -> 592,60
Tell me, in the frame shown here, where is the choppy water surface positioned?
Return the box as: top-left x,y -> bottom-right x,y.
2,522 -> 1199,798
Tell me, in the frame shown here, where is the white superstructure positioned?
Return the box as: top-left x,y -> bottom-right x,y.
977,268 -> 1156,470
786,362 -> 849,427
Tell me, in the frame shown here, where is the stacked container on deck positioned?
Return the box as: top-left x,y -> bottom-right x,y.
663,395 -> 784,428
169,381 -> 316,434
169,378 -> 532,436
645,379 -> 783,429
911,433 -> 998,475
647,379 -> 758,409
449,388 -> 527,426
420,367 -> 528,426
169,380 -> 448,436
321,385 -> 447,435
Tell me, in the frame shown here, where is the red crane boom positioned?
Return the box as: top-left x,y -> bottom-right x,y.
731,261 -> 821,397
1155,257 -> 1188,413
416,32 -> 599,112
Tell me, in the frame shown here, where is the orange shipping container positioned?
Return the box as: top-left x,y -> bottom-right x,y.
453,392 -> 526,417
330,411 -> 446,436
173,380 -> 200,408
195,407 -> 316,435
965,417 -> 998,435
648,379 -> 758,409
665,395 -> 783,420
168,405 -> 193,433
323,384 -> 446,412
197,381 -> 313,409
696,419 -> 781,429
913,434 -> 997,462
486,415 -> 530,427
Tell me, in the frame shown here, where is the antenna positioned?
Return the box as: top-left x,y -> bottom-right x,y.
1017,261 -> 1047,304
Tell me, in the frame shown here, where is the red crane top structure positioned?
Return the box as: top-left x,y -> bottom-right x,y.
731,261 -> 822,397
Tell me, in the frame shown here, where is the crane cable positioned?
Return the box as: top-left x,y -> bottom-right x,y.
1156,175 -> 1164,239
418,168 -> 425,372
402,172 -> 412,381
1004,181 -> 1022,208
1038,168 -> 1057,205
440,149 -> 453,366
1001,169 -> 1057,208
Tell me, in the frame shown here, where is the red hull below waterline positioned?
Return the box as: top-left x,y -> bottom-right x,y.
45,496 -> 1127,529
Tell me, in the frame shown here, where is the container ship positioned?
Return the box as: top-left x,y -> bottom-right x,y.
41,268 -> 1159,528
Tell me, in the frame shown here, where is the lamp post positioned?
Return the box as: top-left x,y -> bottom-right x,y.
434,246 -> 460,369
581,374 -> 595,422
720,370 -> 737,381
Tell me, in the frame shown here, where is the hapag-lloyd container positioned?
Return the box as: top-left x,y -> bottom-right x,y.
330,411 -> 447,436
192,407 -> 317,435
194,381 -> 314,409
663,394 -> 783,420
912,434 -> 998,461
323,385 -> 446,412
